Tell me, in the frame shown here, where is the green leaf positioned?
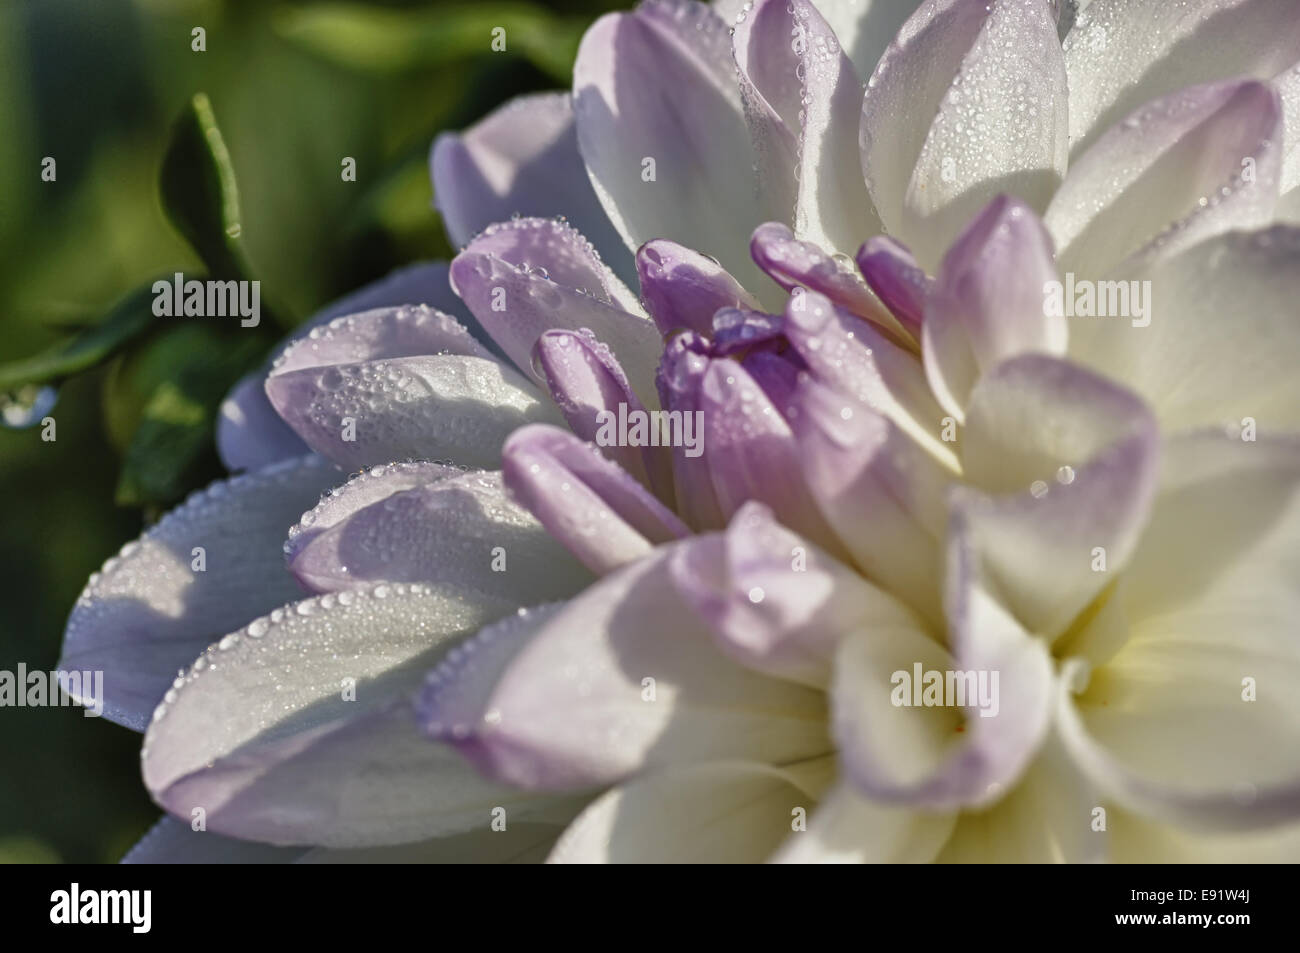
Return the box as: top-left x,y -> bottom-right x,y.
274,2 -> 587,84
112,324 -> 265,506
159,93 -> 250,282
0,281 -> 160,392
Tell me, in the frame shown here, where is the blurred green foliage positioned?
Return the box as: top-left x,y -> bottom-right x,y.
0,0 -> 622,863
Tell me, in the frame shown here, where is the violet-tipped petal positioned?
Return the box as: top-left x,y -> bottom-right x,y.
502,425 -> 689,575
922,194 -> 1066,422
856,235 -> 928,336
636,239 -> 758,336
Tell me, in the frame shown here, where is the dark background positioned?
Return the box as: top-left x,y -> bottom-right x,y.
0,0 -> 622,863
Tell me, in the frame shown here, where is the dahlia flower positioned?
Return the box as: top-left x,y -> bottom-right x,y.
62,0 -> 1300,863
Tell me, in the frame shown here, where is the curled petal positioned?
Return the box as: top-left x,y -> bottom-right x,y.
456,216 -> 642,315
934,729 -> 1106,862
791,379 -> 949,628
709,307 -> 786,357
750,223 -> 902,336
731,0 -> 804,136
787,0 -> 883,255
636,239 -> 758,337
671,502 -> 921,687
272,305 -> 495,377
697,358 -> 843,552
806,0 -> 923,84
218,262 -> 470,472
449,250 -> 661,401
957,354 -> 1160,640
729,0 -> 799,265
502,425 -> 689,575
284,262 -> 475,345
656,334 -> 728,530
735,0 -> 882,254
217,373 -> 310,474
533,328 -> 671,495
738,349 -> 803,411
856,235 -> 928,336
783,288 -> 957,470
922,195 -> 1066,422
832,526 -> 1053,811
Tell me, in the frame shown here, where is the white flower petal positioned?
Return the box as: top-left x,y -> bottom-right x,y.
861,0 -> 1068,268
1275,62 -> 1300,198
814,0 -> 926,84
731,0 -> 799,238
284,460 -> 457,561
121,816 -> 307,863
449,249 -> 661,403
736,0 -> 882,253
216,373 -> 310,474
831,569 -> 1052,812
58,456 -> 341,730
573,0 -> 777,288
271,305 -> 496,378
289,470 -> 594,603
456,216 -> 643,316
671,503 -> 920,688
419,548 -> 830,790
922,196 -> 1066,421
217,262 -> 469,472
430,93 -> 631,281
1046,79 -> 1283,280
1108,810 -> 1300,863
958,354 -> 1160,638
1068,226 -> 1300,432
783,290 -> 958,472
1064,0 -> 1300,158
141,582 -> 571,847
772,782 -> 956,863
1058,433 -> 1300,831
548,761 -> 830,863
266,353 -> 561,471
791,380 -> 950,629
934,729 -> 1106,862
